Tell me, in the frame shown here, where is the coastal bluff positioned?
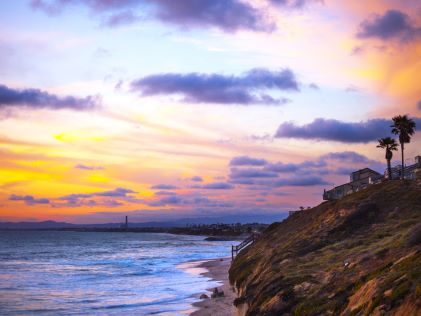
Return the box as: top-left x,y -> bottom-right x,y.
229,180 -> 421,315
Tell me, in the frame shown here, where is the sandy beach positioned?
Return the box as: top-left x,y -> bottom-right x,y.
187,258 -> 237,316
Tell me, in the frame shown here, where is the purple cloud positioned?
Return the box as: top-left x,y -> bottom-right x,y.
75,164 -> 104,171
275,118 -> 395,143
230,168 -> 278,179
9,194 -> 49,205
309,83 -> 320,90
154,191 -> 177,196
59,188 -> 137,200
269,0 -> 322,8
263,160 -> 325,173
272,176 -> 330,187
148,195 -> 183,207
190,176 -> 203,182
418,100 -> 421,110
151,184 -> 178,190
263,162 -> 300,173
151,0 -> 274,32
102,10 -> 140,27
321,151 -> 373,164
58,188 -> 136,207
147,192 -> 228,207
59,193 -> 92,200
228,151 -> 383,190
102,200 -> 123,207
96,188 -> 136,197
0,84 -> 99,110
357,10 -> 421,42
193,182 -> 234,190
131,68 -> 299,105
31,0 -> 275,32
231,151 -> 379,178
230,155 -> 268,166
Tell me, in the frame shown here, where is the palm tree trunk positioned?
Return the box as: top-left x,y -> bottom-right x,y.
387,159 -> 392,180
401,142 -> 405,180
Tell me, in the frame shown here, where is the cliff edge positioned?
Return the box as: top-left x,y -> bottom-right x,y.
229,180 -> 421,315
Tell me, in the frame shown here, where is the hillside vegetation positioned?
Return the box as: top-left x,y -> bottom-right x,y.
229,180 -> 421,315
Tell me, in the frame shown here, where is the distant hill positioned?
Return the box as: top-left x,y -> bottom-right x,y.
230,180 -> 421,315
0,221 -> 76,230
0,213 -> 286,230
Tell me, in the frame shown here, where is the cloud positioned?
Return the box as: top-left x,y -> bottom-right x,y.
228,151 -> 383,189
151,0 -> 275,32
269,0 -> 322,9
275,118 -> 394,143
357,10 -> 421,42
151,184 -> 178,190
230,168 -> 278,179
263,162 -> 300,173
193,182 -> 234,190
230,155 -> 268,166
272,176 -> 330,187
321,151 -> 384,173
418,100 -> 421,110
308,83 -> 320,90
148,195 -> 183,207
262,160 -> 326,173
57,187 -> 137,207
31,0 -> 275,32
285,151 -> 380,173
321,151 -> 373,164
190,176 -> 203,182
102,10 -> 140,27
231,151 -> 376,177
334,167 -> 357,175
96,188 -> 136,197
102,199 -> 123,207
0,84 -> 99,110
275,117 -> 421,143
131,68 -> 299,105
154,191 -> 177,196
75,164 -> 104,170
9,194 -> 49,205
147,192 -> 232,207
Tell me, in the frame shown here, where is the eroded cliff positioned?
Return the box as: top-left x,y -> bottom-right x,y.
229,180 -> 421,315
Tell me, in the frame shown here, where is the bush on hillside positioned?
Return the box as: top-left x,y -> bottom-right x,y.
407,223 -> 421,247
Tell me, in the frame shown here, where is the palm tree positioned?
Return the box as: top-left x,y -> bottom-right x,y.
377,137 -> 398,179
391,115 -> 416,179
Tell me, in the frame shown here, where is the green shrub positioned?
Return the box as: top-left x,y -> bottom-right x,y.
388,280 -> 411,307
407,223 -> 421,247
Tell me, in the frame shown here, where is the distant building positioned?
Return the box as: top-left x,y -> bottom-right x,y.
323,168 -> 382,201
389,156 -> 421,180
120,216 -> 128,230
323,155 -> 421,201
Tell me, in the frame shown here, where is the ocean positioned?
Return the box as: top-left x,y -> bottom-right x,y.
0,231 -> 234,315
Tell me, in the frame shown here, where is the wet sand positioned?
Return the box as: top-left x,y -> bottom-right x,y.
188,258 -> 237,316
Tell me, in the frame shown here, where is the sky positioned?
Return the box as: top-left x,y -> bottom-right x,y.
1,0 -> 420,224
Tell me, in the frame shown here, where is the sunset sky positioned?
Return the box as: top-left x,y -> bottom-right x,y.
1,0 -> 420,224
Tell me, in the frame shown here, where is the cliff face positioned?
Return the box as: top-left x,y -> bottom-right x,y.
229,180 -> 421,315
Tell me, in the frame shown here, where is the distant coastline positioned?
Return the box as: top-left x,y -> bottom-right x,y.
0,222 -> 269,239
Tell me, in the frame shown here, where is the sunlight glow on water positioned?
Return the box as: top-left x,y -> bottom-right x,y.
0,231 -> 233,315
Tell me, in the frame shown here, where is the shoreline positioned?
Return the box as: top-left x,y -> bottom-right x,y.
180,258 -> 237,316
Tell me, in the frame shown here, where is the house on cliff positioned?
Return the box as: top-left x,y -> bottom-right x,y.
323,155 -> 421,201
323,168 -> 382,201
389,156 -> 421,180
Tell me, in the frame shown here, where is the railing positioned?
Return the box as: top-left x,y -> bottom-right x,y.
231,232 -> 260,260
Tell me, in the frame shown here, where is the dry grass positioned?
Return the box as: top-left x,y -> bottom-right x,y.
229,181 -> 421,315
